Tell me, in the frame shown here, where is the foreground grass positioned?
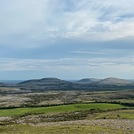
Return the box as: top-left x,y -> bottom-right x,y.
0,103 -> 126,117
0,124 -> 132,134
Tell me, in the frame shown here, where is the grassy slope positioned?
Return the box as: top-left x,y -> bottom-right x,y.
0,103 -> 126,117
0,124 -> 131,134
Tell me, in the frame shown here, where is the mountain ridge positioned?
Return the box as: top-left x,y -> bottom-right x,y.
1,77 -> 134,91
16,77 -> 134,91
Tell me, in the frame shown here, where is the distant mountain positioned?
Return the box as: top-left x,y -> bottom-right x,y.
93,77 -> 133,86
15,77 -> 134,91
77,78 -> 100,84
19,77 -> 69,85
0,80 -> 23,84
127,82 -> 134,86
17,77 -> 75,91
0,82 -> 6,87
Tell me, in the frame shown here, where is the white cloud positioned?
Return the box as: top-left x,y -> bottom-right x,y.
0,57 -> 134,71
1,0 -> 134,48
70,51 -> 106,55
1,57 -> 134,79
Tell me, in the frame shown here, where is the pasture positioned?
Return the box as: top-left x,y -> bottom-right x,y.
0,103 -> 126,117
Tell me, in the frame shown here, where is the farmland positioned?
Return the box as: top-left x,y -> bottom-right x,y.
0,88 -> 133,134
0,103 -> 126,117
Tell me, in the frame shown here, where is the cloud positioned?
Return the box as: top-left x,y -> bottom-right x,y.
0,57 -> 134,71
1,0 -> 134,48
70,51 -> 106,55
1,57 -> 134,79
0,0 -> 134,79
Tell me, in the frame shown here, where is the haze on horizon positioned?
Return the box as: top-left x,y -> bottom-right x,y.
0,0 -> 134,80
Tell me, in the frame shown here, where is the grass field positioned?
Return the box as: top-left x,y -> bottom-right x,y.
0,90 -> 133,134
0,103 -> 126,117
0,124 -> 132,134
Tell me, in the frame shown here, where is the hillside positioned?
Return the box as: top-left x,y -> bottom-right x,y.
0,82 -> 6,87
77,78 -> 100,84
93,77 -> 133,86
17,77 -> 75,91
15,77 -> 134,91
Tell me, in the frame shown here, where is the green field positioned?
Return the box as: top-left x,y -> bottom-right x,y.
0,103 -> 126,117
0,103 -> 133,134
0,124 -> 132,134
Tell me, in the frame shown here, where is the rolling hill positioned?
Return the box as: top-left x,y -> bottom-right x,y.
15,77 -> 134,91
17,77 -> 75,91
93,77 -> 133,86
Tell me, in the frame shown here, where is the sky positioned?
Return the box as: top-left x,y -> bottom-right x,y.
0,0 -> 134,80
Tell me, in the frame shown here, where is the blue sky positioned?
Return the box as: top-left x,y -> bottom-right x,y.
0,0 -> 134,80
